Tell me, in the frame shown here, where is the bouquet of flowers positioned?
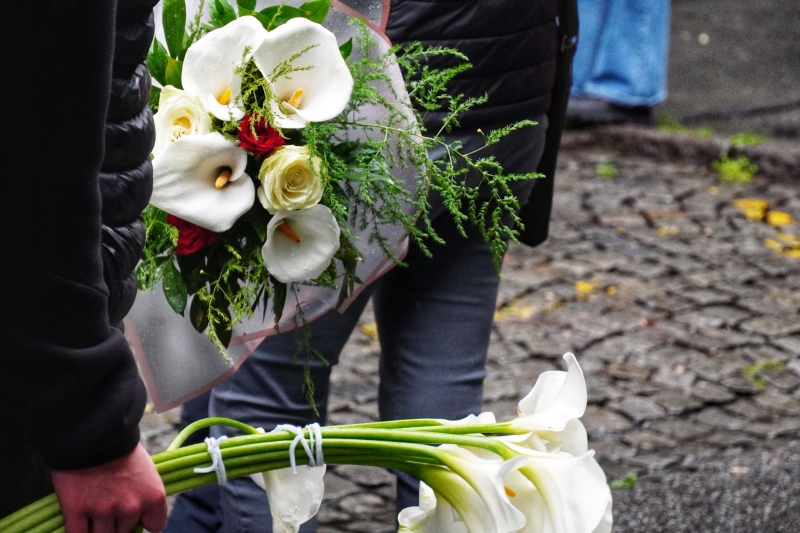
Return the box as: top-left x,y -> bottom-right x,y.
3,354 -> 613,533
132,0 -> 539,409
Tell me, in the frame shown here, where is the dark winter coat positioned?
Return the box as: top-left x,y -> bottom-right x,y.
384,0 -> 560,244
1,0 -> 156,517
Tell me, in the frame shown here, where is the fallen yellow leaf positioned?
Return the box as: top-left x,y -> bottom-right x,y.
764,239 -> 784,251
783,249 -> 800,259
777,233 -> 800,246
766,211 -> 796,227
575,280 -> 597,298
733,198 -> 769,221
657,225 -> 679,237
360,322 -> 379,339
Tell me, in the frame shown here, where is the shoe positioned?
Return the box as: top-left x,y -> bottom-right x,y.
566,97 -> 654,127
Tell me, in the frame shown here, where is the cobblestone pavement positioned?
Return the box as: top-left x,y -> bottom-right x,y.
140,140 -> 800,531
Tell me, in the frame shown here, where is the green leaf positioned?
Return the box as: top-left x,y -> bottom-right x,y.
162,0 -> 187,58
271,278 -> 287,323
610,473 -> 638,490
147,40 -> 169,86
255,5 -> 306,30
165,57 -> 184,89
212,305 -> 233,348
211,0 -> 237,28
299,0 -> 331,23
189,295 -> 210,333
148,86 -> 161,113
237,0 -> 256,15
339,38 -> 353,60
162,259 -> 188,314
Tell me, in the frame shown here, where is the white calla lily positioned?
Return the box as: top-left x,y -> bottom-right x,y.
507,443 -> 613,533
262,205 -> 340,283
438,412 -> 497,427
253,18 -> 353,129
425,445 -> 527,533
251,465 -> 326,533
183,16 -> 267,121
398,481 -> 467,533
151,132 -> 254,232
512,353 -> 587,433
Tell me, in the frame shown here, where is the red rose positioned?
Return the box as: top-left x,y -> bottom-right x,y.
238,115 -> 285,156
166,214 -> 217,255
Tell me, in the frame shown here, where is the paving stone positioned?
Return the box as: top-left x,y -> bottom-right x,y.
740,316 -> 800,337
617,380 -> 661,396
674,306 -> 752,329
586,376 -> 626,404
609,396 -> 667,422
606,362 -> 652,381
772,335 -> 800,356
692,408 -> 747,431
623,430 -> 678,451
723,399 -> 773,422
626,453 -> 682,473
651,365 -> 697,392
323,473 -> 362,501
335,465 -> 395,487
681,329 -> 764,354
635,292 -> 695,313
692,351 -> 749,382
753,391 -> 800,416
700,431 -> 757,449
720,374 -> 763,395
681,289 -> 736,306
760,368 -> 800,393
318,505 -> 351,524
648,419 -> 714,441
590,440 -> 638,464
651,390 -> 704,415
336,493 -> 388,517
691,380 -> 737,404
743,418 -> 800,440
754,256 -> 793,277
629,346 -> 704,370
344,521 -> 395,533
582,405 -> 635,437
711,281 -> 765,299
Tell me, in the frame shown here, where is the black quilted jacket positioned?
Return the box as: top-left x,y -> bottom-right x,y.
385,0 -> 558,131
102,0 -> 157,324
1,0 -> 156,515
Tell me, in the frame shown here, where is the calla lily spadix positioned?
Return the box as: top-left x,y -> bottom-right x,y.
253,18 -> 353,129
262,205 -> 341,283
151,132 -> 254,232
251,465 -> 326,533
183,16 -> 267,121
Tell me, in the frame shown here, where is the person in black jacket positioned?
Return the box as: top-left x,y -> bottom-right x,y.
165,1 -> 568,532
0,1 -> 167,531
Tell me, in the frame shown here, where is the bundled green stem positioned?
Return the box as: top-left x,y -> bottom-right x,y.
1,416 -> 529,533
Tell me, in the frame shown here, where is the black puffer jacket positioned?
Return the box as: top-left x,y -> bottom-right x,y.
102,0 -> 157,324
385,0 -> 558,131
1,0 -> 156,516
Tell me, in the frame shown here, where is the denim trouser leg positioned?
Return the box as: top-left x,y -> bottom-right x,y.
373,214 -> 504,515
572,0 -> 671,106
208,289 -> 374,533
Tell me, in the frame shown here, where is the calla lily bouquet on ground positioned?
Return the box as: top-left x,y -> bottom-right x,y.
4,354 -> 612,533
137,0 -> 539,358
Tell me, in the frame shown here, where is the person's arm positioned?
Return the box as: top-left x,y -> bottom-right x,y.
3,1 -> 165,530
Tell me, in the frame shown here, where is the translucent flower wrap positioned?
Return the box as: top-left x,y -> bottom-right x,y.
130,0 -> 418,411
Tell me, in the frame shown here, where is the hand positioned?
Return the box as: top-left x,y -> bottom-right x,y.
50,443 -> 167,533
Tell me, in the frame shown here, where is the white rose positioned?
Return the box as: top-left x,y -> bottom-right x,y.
257,145 -> 324,214
152,86 -> 212,156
